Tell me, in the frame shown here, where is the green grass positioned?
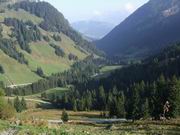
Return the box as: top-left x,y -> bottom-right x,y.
1,119 -> 180,135
20,41 -> 71,76
0,50 -> 41,86
0,9 -> 89,85
100,65 -> 122,73
0,9 -> 43,24
23,87 -> 70,100
46,87 -> 70,95
0,120 -> 9,132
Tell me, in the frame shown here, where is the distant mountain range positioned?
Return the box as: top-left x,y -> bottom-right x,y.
72,21 -> 115,40
96,0 -> 180,60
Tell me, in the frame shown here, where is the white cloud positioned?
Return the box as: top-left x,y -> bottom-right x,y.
125,2 -> 135,13
93,10 -> 102,16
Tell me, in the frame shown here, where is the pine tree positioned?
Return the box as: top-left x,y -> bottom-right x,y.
73,99 -> 77,112
21,97 -> 27,111
149,82 -> 157,117
14,96 -> 22,113
116,91 -> 126,118
154,75 -> 167,119
98,86 -> 106,110
142,98 -> 150,119
36,67 -> 44,77
129,84 -> 140,120
168,76 -> 180,117
61,109 -> 69,122
85,91 -> 92,111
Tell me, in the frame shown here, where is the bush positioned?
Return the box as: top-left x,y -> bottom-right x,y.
0,103 -> 16,120
43,35 -> 50,42
0,88 -> 15,119
0,65 -> 5,74
61,109 -> 69,122
36,67 -> 45,78
52,34 -> 61,41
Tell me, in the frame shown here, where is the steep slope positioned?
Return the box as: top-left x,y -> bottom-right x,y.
96,0 -> 180,60
72,21 -> 115,40
0,0 -> 99,86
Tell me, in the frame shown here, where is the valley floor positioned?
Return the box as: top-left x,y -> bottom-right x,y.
0,109 -> 180,135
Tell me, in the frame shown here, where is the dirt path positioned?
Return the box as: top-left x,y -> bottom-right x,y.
0,128 -> 18,135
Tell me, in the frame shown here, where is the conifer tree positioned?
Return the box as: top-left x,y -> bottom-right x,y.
98,86 -> 106,110
61,109 -> 69,122
14,96 -> 22,113
21,97 -> 27,111
168,76 -> 180,117
142,98 -> 150,119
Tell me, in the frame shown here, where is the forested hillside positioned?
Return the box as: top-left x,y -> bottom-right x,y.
80,43 -> 180,119
0,0 -> 101,86
96,0 -> 180,61
39,43 -> 180,120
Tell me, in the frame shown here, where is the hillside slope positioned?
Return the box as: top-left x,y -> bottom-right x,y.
0,0 -> 99,86
96,0 -> 180,60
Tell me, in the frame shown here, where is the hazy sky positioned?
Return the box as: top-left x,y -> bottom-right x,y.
44,0 -> 149,24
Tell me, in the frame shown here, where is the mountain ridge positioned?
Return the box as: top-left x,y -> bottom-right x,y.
96,0 -> 180,61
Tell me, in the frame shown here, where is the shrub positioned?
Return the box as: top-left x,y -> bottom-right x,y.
61,109 -> 69,122
0,88 -> 15,119
0,65 -> 5,74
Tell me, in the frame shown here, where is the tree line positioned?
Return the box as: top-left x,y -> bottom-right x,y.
5,56 -> 99,96
45,75 -> 180,120
4,18 -> 42,53
0,24 -> 28,64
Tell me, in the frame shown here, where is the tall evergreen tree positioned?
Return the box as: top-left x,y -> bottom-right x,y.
21,97 -> 27,111
154,75 -> 167,119
129,84 -> 140,120
168,76 -> 180,117
14,96 -> 22,113
141,98 -> 150,119
98,86 -> 106,110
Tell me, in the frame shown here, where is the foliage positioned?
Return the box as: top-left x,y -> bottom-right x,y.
5,58 -> 99,96
0,65 -> 4,74
61,109 -> 69,122
68,53 -> 78,61
14,96 -> 27,113
36,67 -> 45,78
0,38 -> 28,64
49,43 -> 65,57
13,1 -> 103,56
0,88 -> 15,120
4,18 -> 42,53
52,34 -> 61,41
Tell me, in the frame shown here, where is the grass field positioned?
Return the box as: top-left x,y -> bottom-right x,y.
100,65 -> 122,73
0,8 -> 89,85
0,50 -> 41,86
23,87 -> 70,101
1,115 -> 180,135
21,41 -> 71,76
0,9 -> 43,24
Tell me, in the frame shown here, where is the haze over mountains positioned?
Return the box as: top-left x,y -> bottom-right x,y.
96,0 -> 180,60
72,21 -> 115,40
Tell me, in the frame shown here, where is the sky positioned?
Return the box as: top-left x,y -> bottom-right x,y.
44,0 -> 149,25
